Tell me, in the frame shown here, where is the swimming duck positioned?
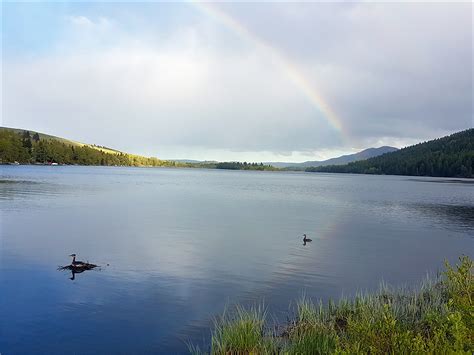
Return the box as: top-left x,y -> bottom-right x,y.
303,234 -> 312,243
69,253 -> 97,270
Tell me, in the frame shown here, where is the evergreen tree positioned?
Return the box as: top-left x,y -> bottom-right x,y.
306,129 -> 474,178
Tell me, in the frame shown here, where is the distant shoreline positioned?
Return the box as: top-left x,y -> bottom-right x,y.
1,126 -> 473,178
2,163 -> 474,181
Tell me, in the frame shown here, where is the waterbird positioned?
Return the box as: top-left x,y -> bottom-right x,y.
58,254 -> 99,280
69,253 -> 97,270
303,234 -> 312,243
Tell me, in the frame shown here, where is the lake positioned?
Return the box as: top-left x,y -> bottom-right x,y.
1,166 -> 473,354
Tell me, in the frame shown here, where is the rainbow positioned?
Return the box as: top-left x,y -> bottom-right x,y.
192,2 -> 347,140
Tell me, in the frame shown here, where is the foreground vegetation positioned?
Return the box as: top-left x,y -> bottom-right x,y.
307,129 -> 474,178
191,256 -> 473,354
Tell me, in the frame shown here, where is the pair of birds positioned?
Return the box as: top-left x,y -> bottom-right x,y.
68,235 -> 311,268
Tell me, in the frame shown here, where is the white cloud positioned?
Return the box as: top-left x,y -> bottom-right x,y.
68,15 -> 111,29
3,3 -> 472,162
4,17 -> 342,160
68,15 -> 94,27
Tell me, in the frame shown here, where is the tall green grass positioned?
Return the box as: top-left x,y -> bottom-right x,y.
191,255 -> 473,354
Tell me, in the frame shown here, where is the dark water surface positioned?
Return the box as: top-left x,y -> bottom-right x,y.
1,166 -> 473,354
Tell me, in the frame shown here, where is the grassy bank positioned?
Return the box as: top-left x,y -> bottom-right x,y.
191,256 -> 473,354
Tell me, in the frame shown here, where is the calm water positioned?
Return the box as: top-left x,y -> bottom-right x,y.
1,166 -> 473,354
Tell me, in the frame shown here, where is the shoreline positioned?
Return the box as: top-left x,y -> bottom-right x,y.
2,163 -> 474,180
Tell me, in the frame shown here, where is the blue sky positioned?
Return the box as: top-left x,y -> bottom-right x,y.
3,2 -> 203,55
2,1 -> 472,162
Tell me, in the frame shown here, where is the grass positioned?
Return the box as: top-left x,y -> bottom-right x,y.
191,255 -> 473,354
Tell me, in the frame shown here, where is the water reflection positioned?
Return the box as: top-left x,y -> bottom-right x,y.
0,178 -> 68,205
1,166 -> 473,354
408,178 -> 474,185
58,265 -> 98,280
409,203 -> 474,232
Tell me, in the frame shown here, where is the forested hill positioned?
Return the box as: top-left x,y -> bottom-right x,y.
0,127 -> 183,167
0,127 -> 277,170
306,129 -> 474,178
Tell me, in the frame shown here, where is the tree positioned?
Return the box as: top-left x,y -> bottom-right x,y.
306,129 -> 474,178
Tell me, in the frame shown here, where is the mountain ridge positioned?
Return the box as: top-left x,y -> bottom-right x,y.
267,146 -> 398,168
306,129 -> 473,178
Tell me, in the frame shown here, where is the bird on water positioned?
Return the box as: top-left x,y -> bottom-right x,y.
58,254 -> 98,280
303,234 -> 312,243
69,253 -> 97,270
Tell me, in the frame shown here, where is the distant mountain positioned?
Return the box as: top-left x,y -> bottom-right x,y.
307,129 -> 474,178
268,146 -> 398,169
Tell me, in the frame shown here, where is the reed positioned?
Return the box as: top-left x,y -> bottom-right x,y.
192,255 -> 473,354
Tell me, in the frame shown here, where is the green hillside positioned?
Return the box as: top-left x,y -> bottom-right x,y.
3,127 -> 123,154
0,127 -> 280,170
306,129 -> 474,178
0,127 -> 182,167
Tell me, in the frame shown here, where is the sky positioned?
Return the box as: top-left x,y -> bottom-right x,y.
1,1 -> 472,162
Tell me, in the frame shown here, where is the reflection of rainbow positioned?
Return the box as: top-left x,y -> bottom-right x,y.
192,2 -> 347,141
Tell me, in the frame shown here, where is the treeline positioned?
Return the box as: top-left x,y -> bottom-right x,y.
0,128 -> 279,171
0,129 -> 182,167
215,161 -> 278,171
307,129 -> 474,178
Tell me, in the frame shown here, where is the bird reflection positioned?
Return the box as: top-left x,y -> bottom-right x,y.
69,268 -> 85,280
